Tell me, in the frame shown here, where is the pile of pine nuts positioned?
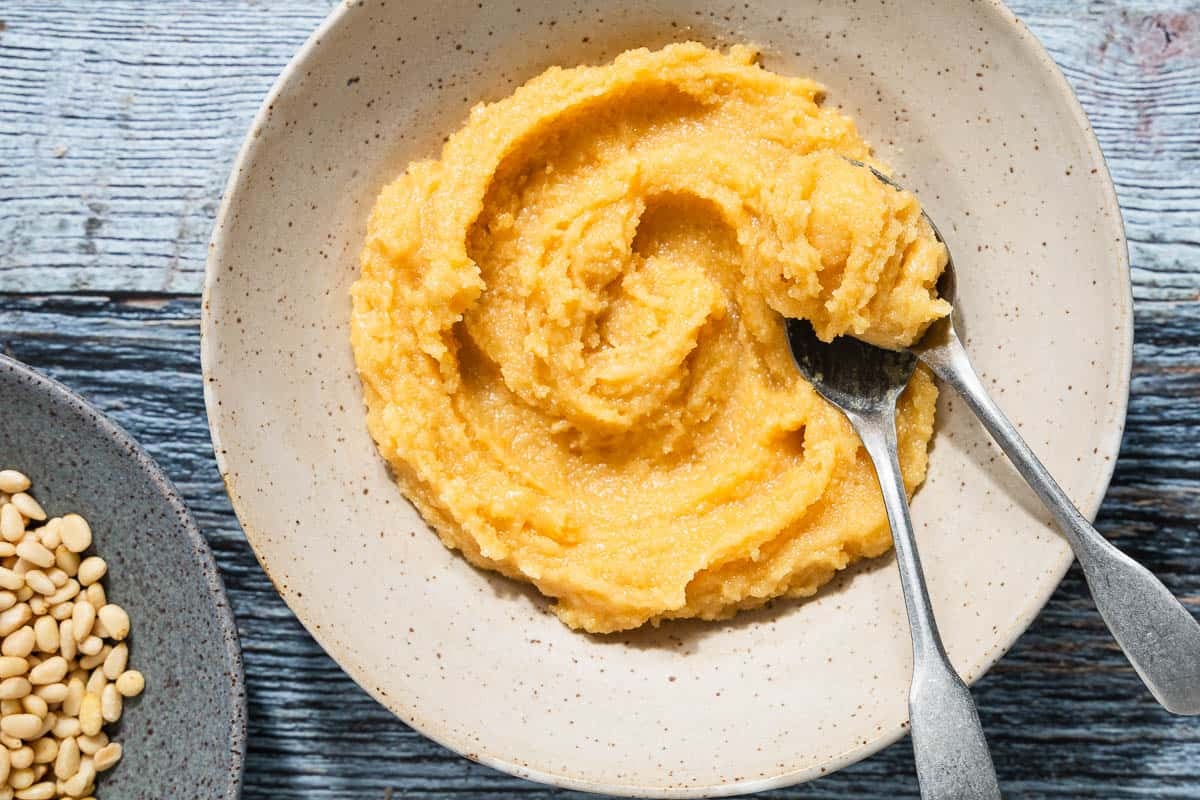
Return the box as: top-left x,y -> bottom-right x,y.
0,469 -> 144,800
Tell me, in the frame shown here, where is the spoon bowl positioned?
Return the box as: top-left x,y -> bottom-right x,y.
783,319 -> 916,418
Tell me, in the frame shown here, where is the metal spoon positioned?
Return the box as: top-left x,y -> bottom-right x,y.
842,158 -> 1200,713
897,198 -> 1200,717
784,319 -> 1002,800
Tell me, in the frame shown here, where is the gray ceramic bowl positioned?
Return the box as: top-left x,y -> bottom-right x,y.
0,355 -> 244,800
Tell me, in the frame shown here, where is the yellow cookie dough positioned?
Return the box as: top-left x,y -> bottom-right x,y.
351,43 -> 948,633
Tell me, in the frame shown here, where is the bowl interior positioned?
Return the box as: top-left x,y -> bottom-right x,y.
0,357 -> 244,800
203,0 -> 1130,795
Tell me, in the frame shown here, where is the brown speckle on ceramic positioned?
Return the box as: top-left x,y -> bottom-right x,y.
0,355 -> 245,800
202,0 -> 1130,796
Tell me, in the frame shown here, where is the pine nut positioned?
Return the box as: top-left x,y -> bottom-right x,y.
10,747 -> 32,771
33,713 -> 54,739
114,670 -> 143,698
96,605 -> 129,642
21,572 -> 52,598
0,506 -> 24,543
74,734 -> 105,756
58,516 -> 91,555
0,714 -> 41,740
84,668 -> 106,698
53,735 -> 78,780
0,678 -> 31,700
90,615 -> 109,641
77,637 -> 103,658
26,599 -> 46,618
61,679 -> 83,718
49,603 -> 72,623
29,657 -> 67,686
9,496 -> 45,523
45,579 -> 78,607
20,694 -> 47,719
53,548 -> 79,579
36,520 -> 57,546
97,686 -> 121,729
62,759 -> 94,797
0,657 -> 27,679
0,604 -> 31,637
76,648 -> 105,673
83,585 -> 104,610
44,570 -> 66,590
32,618 -> 57,654
91,741 -> 121,774
0,568 -> 24,592
57,622 -> 75,662
0,700 -> 20,717
13,543 -> 52,571
51,720 -> 78,742
0,593 -> 14,613
78,694 -> 101,737
30,738 -> 55,765
0,732 -> 18,749
0,473 -> 30,495
70,602 -> 94,643
32,683 -> 66,704
36,524 -> 59,553
0,543 -> 13,558
74,559 -> 105,588
14,781 -> 54,800
0,606 -> 31,638
99,684 -> 121,724
2,627 -> 34,658
100,644 -> 127,682
0,746 -> 8,785
7,766 -> 33,789
14,587 -> 31,603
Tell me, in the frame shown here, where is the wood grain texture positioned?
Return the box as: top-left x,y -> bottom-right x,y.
1,1 -> 1199,798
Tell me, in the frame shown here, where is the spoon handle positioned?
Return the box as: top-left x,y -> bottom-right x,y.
855,414 -> 1002,800
920,332 -> 1200,715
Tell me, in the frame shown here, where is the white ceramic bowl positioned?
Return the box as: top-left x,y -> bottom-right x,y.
202,1 -> 1131,795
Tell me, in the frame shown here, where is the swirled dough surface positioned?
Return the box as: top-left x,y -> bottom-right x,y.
351,43 -> 948,632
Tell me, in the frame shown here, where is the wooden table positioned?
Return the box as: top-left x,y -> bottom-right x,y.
2,1 -> 1197,797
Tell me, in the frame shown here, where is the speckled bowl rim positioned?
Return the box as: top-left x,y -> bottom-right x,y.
0,353 -> 247,800
201,0 -> 1132,795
